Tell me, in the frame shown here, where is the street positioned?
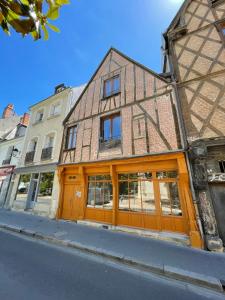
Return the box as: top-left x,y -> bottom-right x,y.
0,230 -> 224,300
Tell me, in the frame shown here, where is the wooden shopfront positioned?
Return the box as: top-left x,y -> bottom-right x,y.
57,152 -> 203,248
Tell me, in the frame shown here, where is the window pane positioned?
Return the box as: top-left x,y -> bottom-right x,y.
88,176 -> 96,181
129,181 -> 141,211
95,182 -> 104,208
118,174 -> 128,180
159,182 -> 172,215
159,182 -> 181,216
71,127 -> 77,148
87,182 -> 95,207
96,175 -> 111,181
112,116 -> 121,139
103,119 -> 111,141
113,77 -> 120,93
15,174 -> 31,201
105,80 -> 111,97
170,182 -> 182,216
138,172 -> 152,180
129,173 -> 138,180
37,172 -> 54,203
142,181 -> 155,213
119,181 -> 129,210
103,182 -> 113,209
157,171 -> 178,179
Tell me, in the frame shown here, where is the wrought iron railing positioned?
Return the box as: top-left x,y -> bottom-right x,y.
99,136 -> 121,150
41,147 -> 53,160
25,151 -> 35,164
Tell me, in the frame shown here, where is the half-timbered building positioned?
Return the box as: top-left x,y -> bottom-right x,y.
57,48 -> 202,248
163,0 -> 225,251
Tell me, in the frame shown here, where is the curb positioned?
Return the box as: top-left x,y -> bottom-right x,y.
0,223 -> 223,293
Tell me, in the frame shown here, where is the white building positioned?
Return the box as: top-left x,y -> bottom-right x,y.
0,104 -> 29,207
10,84 -> 85,218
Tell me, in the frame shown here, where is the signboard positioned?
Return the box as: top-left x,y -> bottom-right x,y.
0,166 -> 14,177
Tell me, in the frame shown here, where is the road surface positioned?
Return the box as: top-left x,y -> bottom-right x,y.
0,230 -> 224,300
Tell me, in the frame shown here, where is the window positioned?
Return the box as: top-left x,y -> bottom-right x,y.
101,114 -> 121,143
50,103 -> 60,117
118,173 -> 155,213
87,175 -> 113,209
103,75 -> 120,98
29,139 -> 37,152
219,161 -> 225,173
157,171 -> 182,216
15,174 -> 31,201
66,126 -> 77,149
37,172 -> 54,203
35,110 -> 44,123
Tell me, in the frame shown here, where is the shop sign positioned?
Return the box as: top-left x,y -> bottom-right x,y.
0,166 -> 14,177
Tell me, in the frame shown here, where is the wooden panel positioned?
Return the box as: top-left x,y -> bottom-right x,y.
85,208 -> 112,224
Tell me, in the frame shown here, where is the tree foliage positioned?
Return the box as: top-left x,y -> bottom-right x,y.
0,0 -> 69,40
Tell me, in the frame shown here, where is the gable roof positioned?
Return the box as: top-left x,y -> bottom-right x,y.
63,47 -> 168,125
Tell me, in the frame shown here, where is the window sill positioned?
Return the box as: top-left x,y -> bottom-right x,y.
101,91 -> 120,100
63,148 -> 76,152
47,113 -> 61,120
32,120 -> 43,126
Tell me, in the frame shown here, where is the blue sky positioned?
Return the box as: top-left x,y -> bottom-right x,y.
0,0 -> 184,115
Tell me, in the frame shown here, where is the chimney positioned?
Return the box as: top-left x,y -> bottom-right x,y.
2,104 -> 14,118
55,83 -> 66,94
20,113 -> 30,126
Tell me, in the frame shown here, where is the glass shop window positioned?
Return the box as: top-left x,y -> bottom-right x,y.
37,172 -> 54,202
159,182 -> 182,216
103,75 -> 120,98
101,114 -> 121,142
118,172 -> 155,213
15,174 -> 31,201
87,175 -> 113,209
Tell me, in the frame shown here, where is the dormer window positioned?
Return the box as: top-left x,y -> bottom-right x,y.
103,75 -> 120,98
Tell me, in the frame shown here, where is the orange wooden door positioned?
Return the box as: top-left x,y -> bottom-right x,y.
61,184 -> 82,221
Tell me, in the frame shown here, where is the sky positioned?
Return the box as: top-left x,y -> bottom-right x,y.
0,0 -> 184,115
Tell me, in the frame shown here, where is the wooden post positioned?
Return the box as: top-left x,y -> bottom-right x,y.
56,166 -> 65,219
79,166 -> 86,220
110,164 -> 118,226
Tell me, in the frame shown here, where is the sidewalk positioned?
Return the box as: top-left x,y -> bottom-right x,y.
0,209 -> 225,292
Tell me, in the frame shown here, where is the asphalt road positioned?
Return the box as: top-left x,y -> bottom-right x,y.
0,230 -> 224,300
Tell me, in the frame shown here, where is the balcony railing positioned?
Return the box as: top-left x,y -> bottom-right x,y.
2,158 -> 11,165
25,151 -> 35,164
99,136 -> 121,150
41,147 -> 53,160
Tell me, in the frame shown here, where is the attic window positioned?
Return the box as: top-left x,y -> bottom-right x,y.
103,75 -> 120,98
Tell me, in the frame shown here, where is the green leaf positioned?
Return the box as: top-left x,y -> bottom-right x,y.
46,5 -> 60,20
20,0 -> 30,5
41,24 -> 49,40
47,22 -> 60,32
56,0 -> 70,5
